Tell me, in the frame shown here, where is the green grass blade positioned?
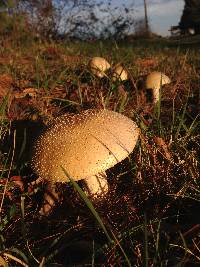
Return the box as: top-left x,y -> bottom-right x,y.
174,90 -> 190,139
152,220 -> 161,265
91,240 -> 95,267
143,213 -> 149,267
110,230 -> 133,267
21,196 -> 25,219
0,95 -> 9,117
61,167 -> 113,244
18,128 -> 27,161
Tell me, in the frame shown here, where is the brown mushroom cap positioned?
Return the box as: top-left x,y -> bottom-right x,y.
89,57 -> 110,78
145,71 -> 171,90
112,64 -> 129,81
32,109 -> 139,183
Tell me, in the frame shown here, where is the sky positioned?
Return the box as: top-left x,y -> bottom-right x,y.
63,0 -> 184,36
127,0 -> 185,36
92,0 -> 185,37
0,0 -> 185,38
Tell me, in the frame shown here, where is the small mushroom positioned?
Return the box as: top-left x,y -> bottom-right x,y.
145,71 -> 171,103
112,64 -> 129,81
89,57 -> 110,78
32,109 -> 139,201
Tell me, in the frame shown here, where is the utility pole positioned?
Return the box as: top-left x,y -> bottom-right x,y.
144,0 -> 149,35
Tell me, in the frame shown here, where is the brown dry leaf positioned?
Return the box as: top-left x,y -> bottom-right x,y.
0,176 -> 24,200
15,88 -> 38,99
39,183 -> 60,216
7,97 -> 32,120
0,74 -> 13,97
154,136 -> 172,160
0,178 -> 7,186
16,79 -> 31,88
51,86 -> 67,98
10,176 -> 24,192
14,56 -> 34,66
61,54 -> 84,65
0,57 -> 13,65
136,58 -> 158,68
23,88 -> 38,97
42,46 -> 62,59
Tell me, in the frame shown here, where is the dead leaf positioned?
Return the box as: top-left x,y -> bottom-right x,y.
62,54 -> 84,65
13,88 -> 38,100
16,79 -> 31,88
136,58 -> 158,68
39,183 -> 60,216
0,57 -> 13,65
0,74 -> 13,97
154,136 -> 172,160
10,176 -> 24,192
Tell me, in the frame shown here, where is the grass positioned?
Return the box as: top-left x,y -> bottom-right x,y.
0,32 -> 199,266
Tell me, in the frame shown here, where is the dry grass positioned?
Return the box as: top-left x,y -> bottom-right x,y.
0,35 -> 199,266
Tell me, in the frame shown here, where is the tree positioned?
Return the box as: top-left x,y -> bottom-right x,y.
0,0 -> 29,39
143,0 -> 150,35
0,0 -> 136,40
179,0 -> 200,34
19,0 -> 61,38
54,0 -> 135,40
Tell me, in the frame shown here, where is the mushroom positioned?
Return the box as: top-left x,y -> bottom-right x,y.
88,57 -> 110,78
145,71 -> 171,103
112,64 -> 129,81
32,109 -> 139,201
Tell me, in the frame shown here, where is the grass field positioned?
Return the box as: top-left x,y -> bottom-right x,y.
0,35 -> 199,266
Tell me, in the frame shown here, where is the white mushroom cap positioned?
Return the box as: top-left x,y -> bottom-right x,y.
145,71 -> 171,103
112,64 -> 129,81
32,109 -> 139,184
89,57 -> 110,78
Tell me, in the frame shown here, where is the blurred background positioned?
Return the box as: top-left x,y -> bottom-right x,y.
0,0 -> 199,41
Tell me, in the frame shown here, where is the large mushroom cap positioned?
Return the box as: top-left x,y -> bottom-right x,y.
89,57 -> 110,78
32,109 -> 139,183
112,64 -> 129,81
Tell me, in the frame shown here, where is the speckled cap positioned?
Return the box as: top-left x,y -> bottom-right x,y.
89,57 -> 110,78
31,109 -> 140,183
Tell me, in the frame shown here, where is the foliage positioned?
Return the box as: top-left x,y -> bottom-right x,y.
0,0 -> 136,40
19,0 -> 62,39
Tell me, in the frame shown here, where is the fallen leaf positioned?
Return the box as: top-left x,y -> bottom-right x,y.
136,58 -> 158,68
154,136 -> 172,160
0,74 -> 13,98
14,88 -> 36,99
10,176 -> 24,192
39,183 -> 60,216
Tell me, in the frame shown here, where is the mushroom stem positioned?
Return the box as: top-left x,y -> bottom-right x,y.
152,87 -> 161,104
84,171 -> 108,197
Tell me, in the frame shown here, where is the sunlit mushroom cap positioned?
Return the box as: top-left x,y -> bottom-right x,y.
112,64 -> 129,81
146,72 -> 171,89
32,109 -> 139,183
89,57 -> 110,78
145,71 -> 171,102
